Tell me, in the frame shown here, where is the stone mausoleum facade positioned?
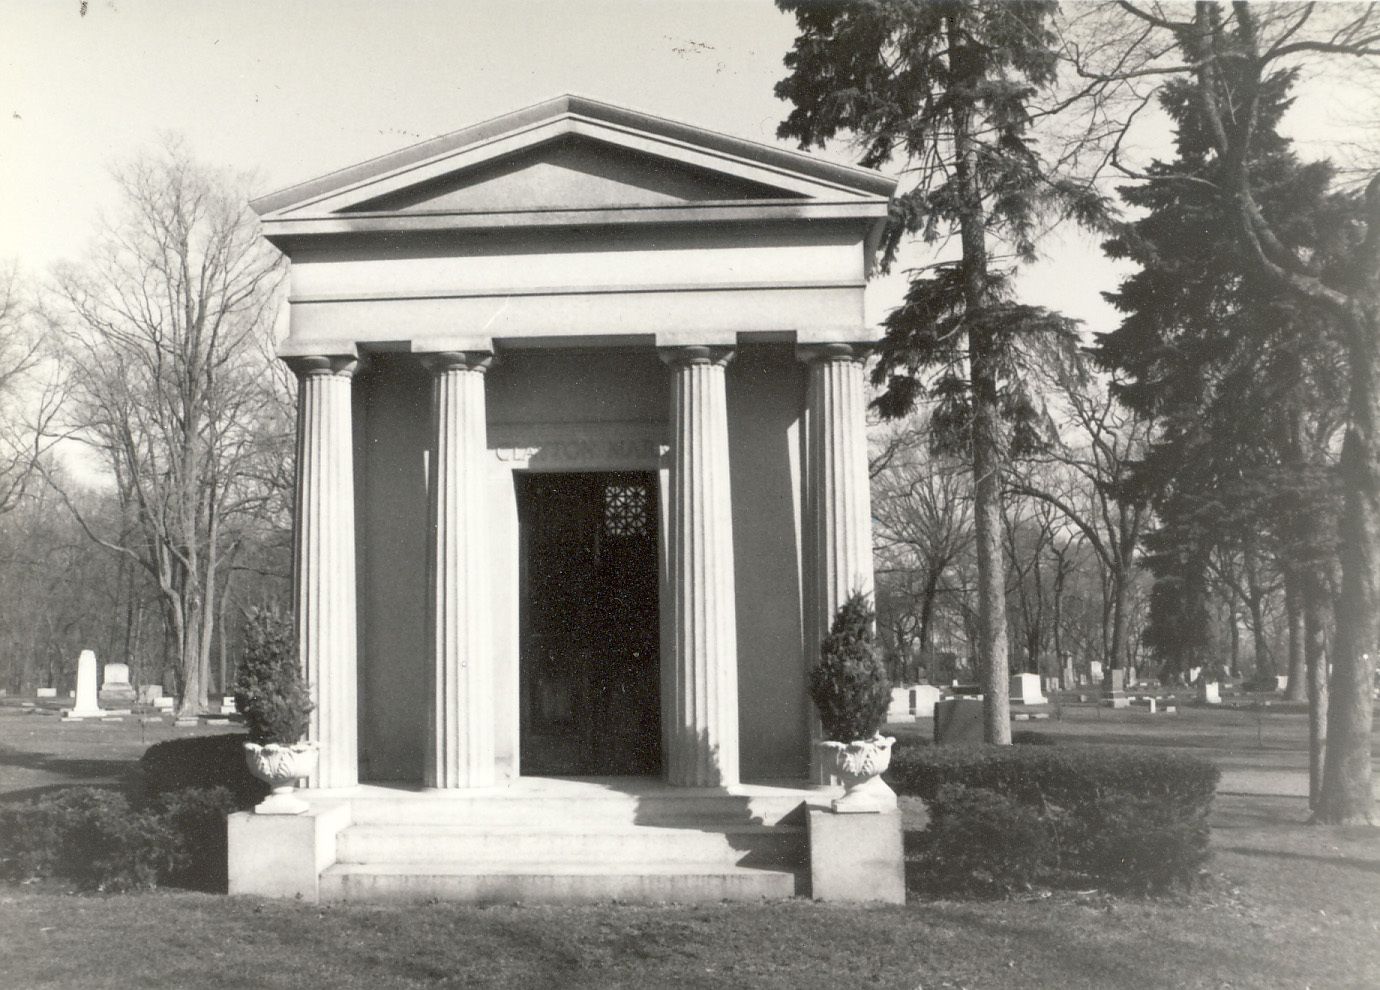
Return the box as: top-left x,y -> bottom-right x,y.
229,96 -> 900,903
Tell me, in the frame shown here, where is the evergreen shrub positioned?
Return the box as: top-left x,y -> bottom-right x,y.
809,593 -> 892,741
139,733 -> 268,808
233,605 -> 313,744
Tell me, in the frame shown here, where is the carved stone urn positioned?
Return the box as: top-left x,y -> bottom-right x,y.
820,734 -> 898,813
243,741 -> 319,815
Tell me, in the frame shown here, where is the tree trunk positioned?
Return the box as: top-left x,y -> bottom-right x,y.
1229,606 -> 1241,680
917,571 -> 939,679
1284,572 -> 1307,702
1303,570 -> 1330,810
1109,560 -> 1129,672
949,8 -> 1009,745
1317,304 -> 1380,824
1248,597 -> 1271,681
175,593 -> 211,717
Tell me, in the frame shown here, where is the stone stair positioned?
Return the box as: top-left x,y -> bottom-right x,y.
317,779 -> 820,904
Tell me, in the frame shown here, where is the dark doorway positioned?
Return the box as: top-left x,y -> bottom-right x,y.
517,471 -> 662,776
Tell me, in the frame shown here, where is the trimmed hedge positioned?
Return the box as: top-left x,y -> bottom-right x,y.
0,786 -> 237,892
0,733 -> 263,892
139,733 -> 268,809
890,742 -> 1220,895
923,784 -> 1051,896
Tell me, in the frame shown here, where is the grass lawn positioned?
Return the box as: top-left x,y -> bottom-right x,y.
1,702 -> 1377,989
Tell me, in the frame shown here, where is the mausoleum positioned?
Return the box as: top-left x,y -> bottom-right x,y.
228,96 -> 900,903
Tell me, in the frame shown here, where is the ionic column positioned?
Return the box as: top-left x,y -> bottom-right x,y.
801,344 -> 875,770
288,354 -> 360,790
661,346 -> 739,788
424,351 -> 495,788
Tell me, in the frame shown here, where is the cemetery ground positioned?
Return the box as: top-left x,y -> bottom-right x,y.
0,702 -> 1377,989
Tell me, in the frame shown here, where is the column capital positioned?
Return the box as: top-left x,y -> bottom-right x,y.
658,345 -> 734,369
420,350 -> 493,375
284,354 -> 359,380
796,342 -> 873,365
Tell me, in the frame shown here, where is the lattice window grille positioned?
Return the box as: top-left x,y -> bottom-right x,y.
604,483 -> 649,537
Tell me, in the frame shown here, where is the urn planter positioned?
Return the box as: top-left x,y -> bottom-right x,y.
819,734 -> 898,813
244,741 -> 319,815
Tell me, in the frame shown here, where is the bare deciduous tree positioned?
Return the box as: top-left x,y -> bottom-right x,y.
45,140 -> 286,715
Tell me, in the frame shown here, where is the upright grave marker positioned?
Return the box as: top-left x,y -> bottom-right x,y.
63,650 -> 103,719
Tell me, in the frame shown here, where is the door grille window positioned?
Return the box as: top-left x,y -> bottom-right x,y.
603,482 -> 650,537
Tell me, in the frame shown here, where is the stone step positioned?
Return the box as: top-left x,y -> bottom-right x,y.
346,791 -> 814,828
335,822 -> 804,867
319,861 -> 800,904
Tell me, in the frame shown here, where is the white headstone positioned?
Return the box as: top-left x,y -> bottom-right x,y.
1276,675 -> 1289,693
138,685 -> 163,704
65,649 -> 102,718
1009,672 -> 1047,705
910,684 -> 941,718
153,696 -> 174,710
886,686 -> 915,723
99,662 -> 137,705
221,696 -> 237,713
1198,680 -> 1221,705
36,687 -> 56,698
1089,660 -> 1104,684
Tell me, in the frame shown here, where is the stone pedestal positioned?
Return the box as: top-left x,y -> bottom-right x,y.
424,351 -> 495,789
228,803 -> 350,902
661,346 -> 739,787
911,684 -> 941,719
1010,671 -> 1047,705
1101,667 -> 1129,708
289,355 -> 360,789
808,809 -> 905,904
933,698 -> 985,745
64,650 -> 102,719
887,686 -> 915,723
98,662 -> 137,706
800,344 -> 874,779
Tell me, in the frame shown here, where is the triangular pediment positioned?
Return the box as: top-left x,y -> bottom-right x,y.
254,96 -> 893,226
341,134 -> 801,214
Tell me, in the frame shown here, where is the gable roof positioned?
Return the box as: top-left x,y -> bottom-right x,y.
252,95 -> 894,247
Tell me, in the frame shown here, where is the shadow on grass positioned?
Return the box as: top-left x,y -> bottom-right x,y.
0,781 -> 131,806
0,743 -> 135,784
1222,845 -> 1380,876
919,902 -> 1228,983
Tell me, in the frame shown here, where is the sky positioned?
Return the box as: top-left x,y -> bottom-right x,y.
2,0 -> 1375,339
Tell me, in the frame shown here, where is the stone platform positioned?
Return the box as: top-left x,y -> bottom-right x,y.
230,776 -> 843,905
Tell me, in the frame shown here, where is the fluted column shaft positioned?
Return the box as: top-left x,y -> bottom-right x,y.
661,346 -> 739,788
802,345 -> 875,766
425,351 -> 494,788
289,355 -> 359,789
